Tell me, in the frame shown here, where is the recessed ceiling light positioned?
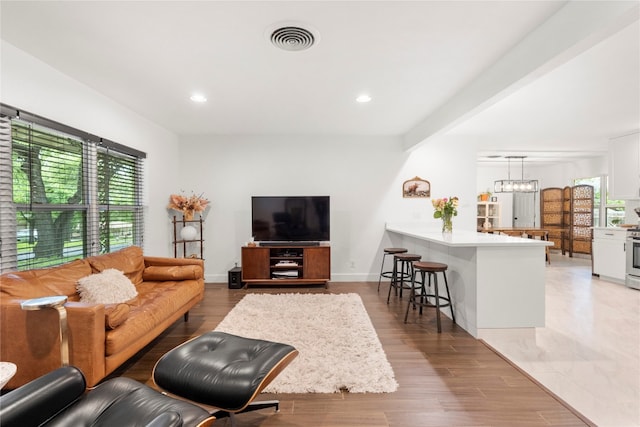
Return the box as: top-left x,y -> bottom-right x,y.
190,93 -> 207,103
356,94 -> 372,103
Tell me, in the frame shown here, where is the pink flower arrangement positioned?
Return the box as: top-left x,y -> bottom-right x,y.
432,196 -> 459,219
168,192 -> 209,217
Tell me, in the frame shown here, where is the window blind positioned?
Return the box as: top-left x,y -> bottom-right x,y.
0,116 -> 17,272
0,104 -> 146,273
97,145 -> 145,254
12,120 -> 87,270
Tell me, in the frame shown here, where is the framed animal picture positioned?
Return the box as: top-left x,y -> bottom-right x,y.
402,177 -> 430,198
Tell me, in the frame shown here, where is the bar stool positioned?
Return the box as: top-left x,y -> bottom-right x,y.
377,247 -> 408,292
387,253 -> 421,303
404,261 -> 455,333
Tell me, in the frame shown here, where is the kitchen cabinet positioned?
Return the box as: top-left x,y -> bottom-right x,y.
609,132 -> 640,200
477,202 -> 500,230
592,227 -> 626,283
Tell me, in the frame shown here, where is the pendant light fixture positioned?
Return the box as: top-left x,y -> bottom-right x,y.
493,156 -> 539,193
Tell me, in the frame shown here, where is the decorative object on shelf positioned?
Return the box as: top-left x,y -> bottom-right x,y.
432,196 -> 458,234
478,189 -> 491,201
493,156 -> 539,193
167,192 -> 210,220
402,176 -> 430,198
180,225 -> 198,240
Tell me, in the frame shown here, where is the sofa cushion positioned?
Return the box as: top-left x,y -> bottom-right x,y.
87,246 -> 145,286
104,303 -> 130,330
0,260 -> 91,300
77,269 -> 138,304
105,279 -> 202,356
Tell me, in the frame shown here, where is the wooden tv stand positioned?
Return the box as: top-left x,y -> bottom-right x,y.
241,244 -> 330,287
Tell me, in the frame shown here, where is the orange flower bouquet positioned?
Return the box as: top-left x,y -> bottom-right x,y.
168,192 -> 209,220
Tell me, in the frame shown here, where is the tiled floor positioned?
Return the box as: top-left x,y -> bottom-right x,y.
479,255 -> 640,427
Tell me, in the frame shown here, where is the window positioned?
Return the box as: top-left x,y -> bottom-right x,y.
0,105 -> 146,272
97,147 -> 143,254
574,176 -> 624,227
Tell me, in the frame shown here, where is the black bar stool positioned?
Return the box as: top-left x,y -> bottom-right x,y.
377,247 -> 408,292
404,261 -> 455,333
387,253 -> 421,303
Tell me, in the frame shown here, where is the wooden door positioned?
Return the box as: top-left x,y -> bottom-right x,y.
513,192 -> 536,227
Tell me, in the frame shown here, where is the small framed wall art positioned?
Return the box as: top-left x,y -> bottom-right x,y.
402,176 -> 431,198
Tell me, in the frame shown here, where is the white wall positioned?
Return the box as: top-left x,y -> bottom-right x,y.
1,41 -> 181,256
1,40 -> 480,282
180,135 -> 478,282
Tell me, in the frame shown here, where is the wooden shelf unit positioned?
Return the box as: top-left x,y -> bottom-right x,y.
172,215 -> 204,259
241,245 -> 330,287
477,201 -> 500,231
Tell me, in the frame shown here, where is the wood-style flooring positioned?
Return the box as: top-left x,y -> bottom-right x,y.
109,281 -> 592,427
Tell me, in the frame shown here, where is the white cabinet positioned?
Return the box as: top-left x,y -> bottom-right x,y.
609,132 -> 640,200
592,227 -> 627,283
477,202 -> 500,230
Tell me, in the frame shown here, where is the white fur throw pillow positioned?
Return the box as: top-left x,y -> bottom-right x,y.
77,268 -> 138,304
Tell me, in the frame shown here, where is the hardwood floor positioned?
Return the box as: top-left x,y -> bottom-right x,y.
109,281 -> 591,427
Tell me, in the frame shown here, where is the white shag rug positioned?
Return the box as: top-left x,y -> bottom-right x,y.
214,293 -> 398,394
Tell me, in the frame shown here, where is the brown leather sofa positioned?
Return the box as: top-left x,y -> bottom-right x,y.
0,246 -> 204,389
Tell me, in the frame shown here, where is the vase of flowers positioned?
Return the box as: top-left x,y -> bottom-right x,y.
168,192 -> 210,221
432,196 -> 459,234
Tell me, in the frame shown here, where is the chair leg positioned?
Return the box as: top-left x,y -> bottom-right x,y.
441,272 -> 455,324
404,270 -> 416,323
417,271 -> 426,315
387,258 -> 397,304
377,253 -> 388,292
433,273 -> 442,333
399,260 -> 412,299
211,400 -> 281,427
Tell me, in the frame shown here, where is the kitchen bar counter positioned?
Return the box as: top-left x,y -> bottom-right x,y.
386,223 -> 551,337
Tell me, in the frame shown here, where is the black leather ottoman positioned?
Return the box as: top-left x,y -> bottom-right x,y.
153,331 -> 298,423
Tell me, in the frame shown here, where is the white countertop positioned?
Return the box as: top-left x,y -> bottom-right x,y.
386,223 -> 553,248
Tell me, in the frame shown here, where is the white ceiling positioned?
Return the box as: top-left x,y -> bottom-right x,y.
1,1 -> 638,164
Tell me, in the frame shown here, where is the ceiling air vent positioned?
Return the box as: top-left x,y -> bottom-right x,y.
270,26 -> 315,51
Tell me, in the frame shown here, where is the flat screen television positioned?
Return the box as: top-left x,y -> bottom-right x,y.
251,196 -> 330,243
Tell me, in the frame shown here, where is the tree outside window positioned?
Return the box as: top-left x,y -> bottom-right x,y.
3,115 -> 145,272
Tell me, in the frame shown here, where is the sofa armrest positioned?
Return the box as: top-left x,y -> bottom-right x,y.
1,301 -> 106,388
0,366 -> 85,427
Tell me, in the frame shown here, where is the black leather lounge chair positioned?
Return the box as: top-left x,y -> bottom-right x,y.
1,332 -> 298,427
0,365 -> 214,427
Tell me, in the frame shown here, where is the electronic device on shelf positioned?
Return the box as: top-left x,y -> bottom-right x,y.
251,196 -> 330,244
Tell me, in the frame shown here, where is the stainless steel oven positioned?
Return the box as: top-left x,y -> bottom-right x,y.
625,229 -> 640,290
